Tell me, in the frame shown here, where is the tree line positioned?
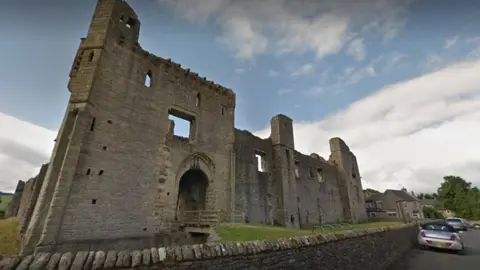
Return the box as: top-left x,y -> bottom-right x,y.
417,176 -> 480,220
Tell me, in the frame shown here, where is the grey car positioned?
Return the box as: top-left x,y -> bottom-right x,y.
445,217 -> 468,231
418,221 -> 465,254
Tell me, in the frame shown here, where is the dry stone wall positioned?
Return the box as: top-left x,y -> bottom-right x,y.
0,224 -> 417,270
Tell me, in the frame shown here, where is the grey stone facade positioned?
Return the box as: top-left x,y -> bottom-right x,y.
0,224 -> 417,270
9,0 -> 367,255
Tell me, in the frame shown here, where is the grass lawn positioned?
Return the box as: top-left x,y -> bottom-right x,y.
215,221 -> 402,242
0,218 -> 20,256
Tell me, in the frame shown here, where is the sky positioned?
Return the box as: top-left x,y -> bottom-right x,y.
1,0 -> 480,194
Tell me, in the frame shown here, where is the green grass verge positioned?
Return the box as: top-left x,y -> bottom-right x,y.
0,218 -> 20,255
215,221 -> 402,242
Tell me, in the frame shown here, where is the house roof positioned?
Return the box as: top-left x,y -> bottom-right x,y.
365,193 -> 384,202
421,199 -> 441,206
385,189 -> 419,201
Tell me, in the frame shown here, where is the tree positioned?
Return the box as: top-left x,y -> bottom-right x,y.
436,175 -> 480,220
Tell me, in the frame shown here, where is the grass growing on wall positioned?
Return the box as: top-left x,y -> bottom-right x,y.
215,221 -> 402,242
0,218 -> 20,255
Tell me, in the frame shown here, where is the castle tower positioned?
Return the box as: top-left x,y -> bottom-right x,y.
270,114 -> 299,228
22,0 -> 236,255
329,138 -> 367,222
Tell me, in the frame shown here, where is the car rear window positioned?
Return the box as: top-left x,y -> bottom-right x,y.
446,218 -> 462,223
422,223 -> 456,232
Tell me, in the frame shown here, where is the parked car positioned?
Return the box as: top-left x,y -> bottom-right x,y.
470,222 -> 480,229
418,221 -> 465,254
445,217 -> 468,231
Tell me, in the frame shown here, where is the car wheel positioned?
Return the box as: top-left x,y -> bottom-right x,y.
458,248 -> 466,255
418,244 -> 427,250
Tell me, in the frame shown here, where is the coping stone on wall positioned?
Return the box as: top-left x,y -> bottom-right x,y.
0,223 -> 414,270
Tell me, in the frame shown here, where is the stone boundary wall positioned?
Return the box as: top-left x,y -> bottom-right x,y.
0,224 -> 417,270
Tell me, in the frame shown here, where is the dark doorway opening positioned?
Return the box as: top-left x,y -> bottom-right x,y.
175,169 -> 208,221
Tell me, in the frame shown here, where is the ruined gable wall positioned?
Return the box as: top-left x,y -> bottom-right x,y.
328,138 -> 367,222
44,0 -> 236,253
234,129 -> 274,224
4,180 -> 25,218
293,152 -> 344,226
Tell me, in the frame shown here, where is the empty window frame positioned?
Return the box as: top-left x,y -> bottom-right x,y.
294,161 -> 300,178
255,150 -> 267,172
168,109 -> 195,140
145,71 -> 152,87
316,168 -> 324,183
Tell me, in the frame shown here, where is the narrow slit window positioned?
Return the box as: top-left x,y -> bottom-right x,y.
86,169 -> 91,175
196,93 -> 201,107
221,107 -> 225,115
88,51 -> 94,62
91,199 -> 97,204
90,117 -> 96,131
145,71 -> 152,87
98,170 -> 104,175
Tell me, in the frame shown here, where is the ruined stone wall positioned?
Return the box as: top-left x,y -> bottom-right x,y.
234,128 -> 344,227
15,164 -> 48,240
293,151 -> 344,225
4,180 -> 25,218
24,0 -> 236,254
0,224 -> 417,270
234,129 -> 274,224
329,138 -> 368,222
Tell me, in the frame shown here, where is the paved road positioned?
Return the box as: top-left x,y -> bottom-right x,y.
391,229 -> 480,270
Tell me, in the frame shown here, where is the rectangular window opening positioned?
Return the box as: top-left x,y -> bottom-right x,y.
255,150 -> 267,172
294,161 -> 300,178
316,168 -> 324,183
168,109 -> 194,140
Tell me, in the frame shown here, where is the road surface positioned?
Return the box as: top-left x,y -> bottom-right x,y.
391,229 -> 480,270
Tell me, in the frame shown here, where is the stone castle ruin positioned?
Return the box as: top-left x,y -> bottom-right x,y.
5,0 -> 367,256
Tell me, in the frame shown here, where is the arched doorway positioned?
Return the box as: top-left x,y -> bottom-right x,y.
175,169 -> 209,221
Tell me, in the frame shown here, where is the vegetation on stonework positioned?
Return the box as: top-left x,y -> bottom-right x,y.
417,176 -> 480,220
215,221 -> 402,242
0,218 -> 20,255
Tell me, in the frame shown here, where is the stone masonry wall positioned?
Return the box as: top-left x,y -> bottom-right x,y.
4,181 -> 25,218
234,128 -> 346,227
26,0 -> 236,254
0,224 -> 417,270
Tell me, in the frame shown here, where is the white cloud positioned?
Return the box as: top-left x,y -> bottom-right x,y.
160,0 -> 412,60
267,69 -> 279,77
291,63 -> 315,78
444,36 -> 459,49
0,112 -> 56,192
254,59 -> 480,193
347,38 -> 366,61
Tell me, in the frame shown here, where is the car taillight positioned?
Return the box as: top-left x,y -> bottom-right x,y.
420,231 -> 426,237
450,234 -> 456,241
